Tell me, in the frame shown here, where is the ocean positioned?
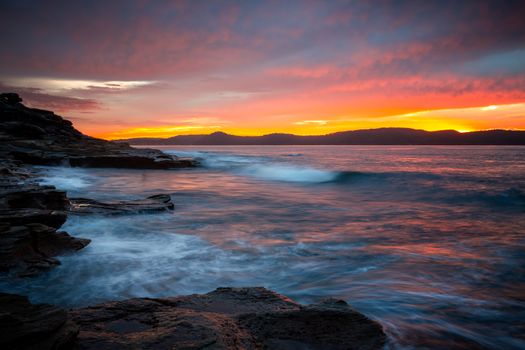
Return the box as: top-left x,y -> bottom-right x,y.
1,145 -> 524,349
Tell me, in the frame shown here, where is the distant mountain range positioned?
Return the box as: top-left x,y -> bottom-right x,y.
115,128 -> 525,145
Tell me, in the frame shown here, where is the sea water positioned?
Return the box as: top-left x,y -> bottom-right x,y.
1,146 -> 524,349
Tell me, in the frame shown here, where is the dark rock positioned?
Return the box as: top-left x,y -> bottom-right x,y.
0,93 -> 199,169
0,209 -> 67,229
0,288 -> 386,349
0,160 -> 89,275
0,293 -> 78,350
1,121 -> 46,138
67,154 -> 197,169
69,194 -> 174,215
239,299 -> 385,350
1,185 -> 69,211
0,223 -> 90,276
0,94 -> 195,276
71,287 -> 386,349
0,92 -> 23,105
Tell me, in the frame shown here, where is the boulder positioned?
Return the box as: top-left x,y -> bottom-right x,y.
0,288 -> 386,349
71,287 -> 386,349
0,160 -> 89,276
1,185 -> 70,211
0,293 -> 78,350
0,223 -> 90,276
0,92 -> 23,105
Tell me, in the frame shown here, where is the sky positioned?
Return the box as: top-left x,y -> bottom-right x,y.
1,0 -> 525,139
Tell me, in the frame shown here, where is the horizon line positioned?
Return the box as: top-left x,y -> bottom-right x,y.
108,127 -> 525,141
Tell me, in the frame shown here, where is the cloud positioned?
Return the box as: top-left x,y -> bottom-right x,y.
1,1 -> 524,80
0,83 -> 100,112
1,1 -> 524,136
101,125 -> 222,140
3,77 -> 155,94
294,120 -> 328,125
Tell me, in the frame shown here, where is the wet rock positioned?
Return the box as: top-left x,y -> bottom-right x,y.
1,185 -> 70,211
69,194 -> 174,215
0,223 -> 90,276
0,209 -> 67,229
67,154 -> 197,169
0,93 -> 198,169
71,287 -> 386,349
0,160 -> 89,276
239,299 -> 386,350
0,293 -> 78,350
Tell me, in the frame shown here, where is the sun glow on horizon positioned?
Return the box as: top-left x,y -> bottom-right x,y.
93,102 -> 525,140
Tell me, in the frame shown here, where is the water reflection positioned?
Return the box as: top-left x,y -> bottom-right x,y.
1,146 -> 524,349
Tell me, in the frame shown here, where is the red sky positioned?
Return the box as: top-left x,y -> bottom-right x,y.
1,0 -> 524,139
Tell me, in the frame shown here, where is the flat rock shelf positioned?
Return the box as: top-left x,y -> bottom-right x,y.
1,287 -> 386,350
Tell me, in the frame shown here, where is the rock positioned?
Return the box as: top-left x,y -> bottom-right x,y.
238,299 -> 386,350
0,209 -> 67,229
0,93 -> 196,274
0,157 -> 175,276
0,160 -> 89,276
67,154 -> 196,169
0,223 -> 90,276
1,185 -> 70,211
0,288 -> 386,349
0,293 -> 78,350
0,160 -> 31,181
0,93 -> 199,169
71,287 -> 386,349
69,194 -> 174,215
0,92 -> 23,105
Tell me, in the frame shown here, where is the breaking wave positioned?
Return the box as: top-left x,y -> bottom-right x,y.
36,166 -> 96,192
166,150 -> 342,184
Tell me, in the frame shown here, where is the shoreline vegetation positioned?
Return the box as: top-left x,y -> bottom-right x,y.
0,93 -> 386,349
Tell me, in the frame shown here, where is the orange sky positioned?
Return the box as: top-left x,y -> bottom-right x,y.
1,1 -> 524,139
93,102 -> 525,140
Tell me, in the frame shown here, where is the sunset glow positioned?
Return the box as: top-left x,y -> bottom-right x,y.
96,102 -> 525,139
1,1 -> 524,139
2,2 -> 525,348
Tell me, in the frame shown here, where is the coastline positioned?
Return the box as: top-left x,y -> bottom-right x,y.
0,93 -> 386,349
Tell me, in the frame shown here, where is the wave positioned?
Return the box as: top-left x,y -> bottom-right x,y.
239,164 -> 339,183
36,166 -> 96,191
166,150 -> 342,184
161,150 -> 525,207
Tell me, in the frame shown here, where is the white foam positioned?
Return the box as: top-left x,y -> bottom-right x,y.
167,151 -> 338,184
37,167 -> 95,191
241,164 -> 337,183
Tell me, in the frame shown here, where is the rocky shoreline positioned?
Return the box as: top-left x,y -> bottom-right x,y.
0,158 -> 90,276
0,92 -> 193,276
1,93 -> 386,349
1,287 -> 386,350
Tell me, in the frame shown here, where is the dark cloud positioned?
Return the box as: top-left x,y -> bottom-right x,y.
1,0 -> 524,136
0,0 -> 523,81
0,83 -> 101,112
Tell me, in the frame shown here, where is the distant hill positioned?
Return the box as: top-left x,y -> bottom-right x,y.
115,128 -> 525,145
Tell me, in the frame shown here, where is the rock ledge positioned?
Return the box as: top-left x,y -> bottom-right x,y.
0,93 -> 198,169
0,287 -> 386,350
